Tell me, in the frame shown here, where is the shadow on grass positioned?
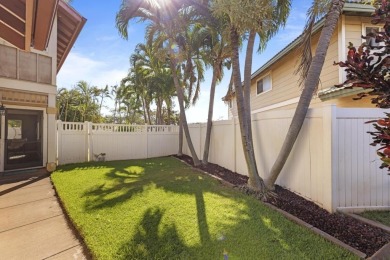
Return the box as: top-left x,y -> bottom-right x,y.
116,207 -> 190,259
57,159 -> 354,259
79,159 -> 215,245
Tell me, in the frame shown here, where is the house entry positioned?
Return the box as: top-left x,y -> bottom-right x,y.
4,109 -> 43,171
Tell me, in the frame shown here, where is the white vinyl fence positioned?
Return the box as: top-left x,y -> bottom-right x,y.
182,105 -> 390,212
56,105 -> 390,212
57,121 -> 179,165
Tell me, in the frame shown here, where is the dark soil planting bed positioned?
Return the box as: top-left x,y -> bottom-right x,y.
175,155 -> 390,257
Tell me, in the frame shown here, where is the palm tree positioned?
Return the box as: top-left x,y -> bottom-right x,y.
116,0 -> 203,166
212,0 -> 290,192
98,85 -> 111,115
199,20 -> 232,165
265,0 -> 345,189
75,80 -> 100,122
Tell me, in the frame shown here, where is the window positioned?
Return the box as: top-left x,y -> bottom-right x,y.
229,100 -> 233,108
7,120 -> 22,140
363,24 -> 384,47
256,75 -> 272,95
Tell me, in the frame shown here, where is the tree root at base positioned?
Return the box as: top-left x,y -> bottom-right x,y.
236,185 -> 277,202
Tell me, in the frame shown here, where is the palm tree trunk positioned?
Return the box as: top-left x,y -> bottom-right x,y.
64,100 -> 68,122
169,47 -> 200,166
178,116 -> 183,156
202,65 -> 218,165
265,0 -> 344,189
141,97 -> 148,124
244,30 -> 256,142
167,101 -> 172,125
230,26 -> 264,191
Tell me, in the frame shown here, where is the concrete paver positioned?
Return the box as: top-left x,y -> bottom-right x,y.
0,176 -> 51,192
0,215 -> 80,260
0,182 -> 55,209
0,170 -> 87,259
45,245 -> 86,260
0,197 -> 62,232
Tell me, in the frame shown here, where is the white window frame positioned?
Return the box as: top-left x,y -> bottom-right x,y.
256,73 -> 272,96
362,23 -> 384,44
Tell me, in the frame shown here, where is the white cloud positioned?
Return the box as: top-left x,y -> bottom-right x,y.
57,52 -> 128,88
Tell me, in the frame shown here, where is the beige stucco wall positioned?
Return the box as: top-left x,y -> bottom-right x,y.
228,15 -> 376,118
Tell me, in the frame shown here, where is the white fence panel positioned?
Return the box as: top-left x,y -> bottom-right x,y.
208,120 -> 236,173
335,108 -> 390,208
57,122 -> 87,165
57,122 -> 179,164
91,123 -> 147,161
185,107 -> 331,210
147,125 -> 179,158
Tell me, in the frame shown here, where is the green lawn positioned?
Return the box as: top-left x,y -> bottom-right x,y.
359,211 -> 390,227
52,157 -> 356,260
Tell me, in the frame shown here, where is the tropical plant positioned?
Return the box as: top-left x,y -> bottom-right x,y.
265,0 -> 345,189
212,0 -> 290,193
56,81 -> 103,122
116,0 -> 204,166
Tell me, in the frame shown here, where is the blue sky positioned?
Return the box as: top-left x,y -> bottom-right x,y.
57,0 -> 311,123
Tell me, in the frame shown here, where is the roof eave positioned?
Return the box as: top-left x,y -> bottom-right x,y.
56,1 -> 86,72
318,87 -> 370,101
250,3 -> 375,81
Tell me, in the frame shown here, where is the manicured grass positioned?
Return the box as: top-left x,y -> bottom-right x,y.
52,157 -> 357,259
359,211 -> 390,227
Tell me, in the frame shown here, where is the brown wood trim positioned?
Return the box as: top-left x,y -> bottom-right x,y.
0,0 -> 26,21
24,0 -> 34,52
0,6 -> 24,34
57,2 -> 86,71
0,22 -> 24,49
33,0 -> 58,51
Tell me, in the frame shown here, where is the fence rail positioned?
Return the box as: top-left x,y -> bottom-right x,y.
57,121 -> 179,165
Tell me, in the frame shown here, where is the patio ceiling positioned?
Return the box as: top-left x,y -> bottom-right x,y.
0,0 -> 86,72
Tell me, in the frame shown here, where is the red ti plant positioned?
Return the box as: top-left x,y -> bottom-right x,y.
366,115 -> 390,171
335,0 -> 390,171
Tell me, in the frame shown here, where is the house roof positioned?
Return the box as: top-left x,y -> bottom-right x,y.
250,2 -> 374,81
223,2 -> 375,101
0,0 -> 86,72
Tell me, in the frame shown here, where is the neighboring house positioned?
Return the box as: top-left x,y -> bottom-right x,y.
224,2 -> 377,118
0,0 -> 85,173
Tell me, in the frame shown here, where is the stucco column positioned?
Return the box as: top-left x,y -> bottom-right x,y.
46,93 -> 57,172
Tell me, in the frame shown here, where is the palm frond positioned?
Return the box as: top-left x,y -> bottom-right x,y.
295,0 -> 332,87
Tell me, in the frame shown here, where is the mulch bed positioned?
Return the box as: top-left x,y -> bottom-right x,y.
174,154 -> 390,257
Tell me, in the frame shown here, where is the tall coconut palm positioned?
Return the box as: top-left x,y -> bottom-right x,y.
199,20 -> 232,165
212,0 -> 290,192
116,0 -> 203,166
265,0 -> 345,189
98,85 -> 111,115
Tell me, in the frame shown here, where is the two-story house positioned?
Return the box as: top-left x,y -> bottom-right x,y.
225,2 -> 376,117
0,0 -> 85,173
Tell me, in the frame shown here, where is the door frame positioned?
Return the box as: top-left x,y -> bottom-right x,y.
0,105 -> 47,172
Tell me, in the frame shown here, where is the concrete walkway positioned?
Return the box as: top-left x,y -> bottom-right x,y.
0,169 -> 87,260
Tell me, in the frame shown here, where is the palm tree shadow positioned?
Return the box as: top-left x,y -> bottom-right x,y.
81,159 -> 234,245
116,208 -> 190,259
82,165 -> 146,210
